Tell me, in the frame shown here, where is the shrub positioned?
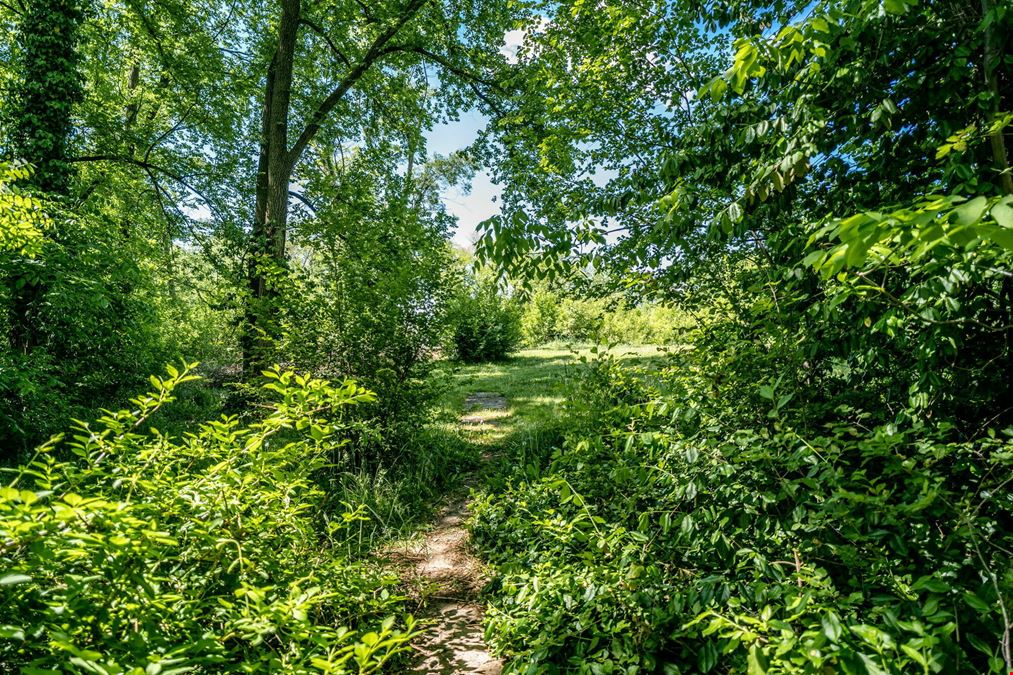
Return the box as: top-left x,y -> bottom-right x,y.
0,198 -> 235,459
556,296 -> 607,342
520,287 -> 563,345
448,278 -> 521,363
0,363 -> 419,673
472,353 -> 1013,673
518,287 -> 693,347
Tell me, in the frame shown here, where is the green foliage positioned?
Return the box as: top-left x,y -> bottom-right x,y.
473,350 -> 1013,673
519,286 -> 565,345
0,162 -> 49,257
520,284 -> 694,347
476,0 -> 1013,423
262,148 -> 472,531
0,363 -> 420,673
0,209 -> 232,455
2,1 -> 1012,672
4,0 -> 86,193
448,270 -> 522,363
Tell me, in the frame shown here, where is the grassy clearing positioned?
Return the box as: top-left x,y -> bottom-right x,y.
431,345 -> 671,474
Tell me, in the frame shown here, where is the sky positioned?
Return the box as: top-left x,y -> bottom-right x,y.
425,110 -> 500,250
422,28 -> 527,250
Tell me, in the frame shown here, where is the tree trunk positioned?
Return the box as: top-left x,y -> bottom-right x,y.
6,0 -> 85,351
243,0 -> 301,377
981,0 -> 1013,195
241,0 -> 430,376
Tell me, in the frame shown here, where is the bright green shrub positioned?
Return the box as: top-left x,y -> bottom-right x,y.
448,277 -> 521,363
519,288 -> 693,347
557,296 -> 607,342
472,354 -> 1013,673
0,363 -> 419,673
520,287 -> 563,345
0,204 -> 235,459
599,303 -> 692,344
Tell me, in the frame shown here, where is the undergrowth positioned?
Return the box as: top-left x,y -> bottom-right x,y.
0,364 -> 420,673
472,349 -> 1013,674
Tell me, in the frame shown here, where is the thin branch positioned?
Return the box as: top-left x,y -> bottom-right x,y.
288,190 -> 360,259
352,0 -> 377,23
287,0 -> 429,166
384,43 -> 508,113
388,44 -> 502,90
300,17 -> 351,66
288,189 -> 318,214
69,154 -> 223,222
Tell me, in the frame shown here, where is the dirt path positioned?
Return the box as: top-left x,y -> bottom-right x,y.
398,393 -> 507,674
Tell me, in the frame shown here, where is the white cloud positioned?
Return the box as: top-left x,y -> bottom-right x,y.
500,29 -> 526,64
442,170 -> 502,248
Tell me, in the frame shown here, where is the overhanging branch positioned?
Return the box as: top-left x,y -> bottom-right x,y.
69,154 -> 223,222
287,0 -> 429,166
299,17 -> 351,67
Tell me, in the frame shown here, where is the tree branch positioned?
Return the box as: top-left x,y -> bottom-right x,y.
299,17 -> 351,67
287,0 -> 429,166
0,0 -> 23,16
69,154 -> 223,222
352,0 -> 377,23
388,44 -> 503,90
384,43 -> 508,114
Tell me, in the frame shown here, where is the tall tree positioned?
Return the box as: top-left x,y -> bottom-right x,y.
477,0 -> 1013,424
4,0 -> 87,351
7,0 -> 86,194
242,0 -> 514,373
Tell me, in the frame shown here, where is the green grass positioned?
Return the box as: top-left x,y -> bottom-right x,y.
431,345 -> 672,473
307,344 -> 671,545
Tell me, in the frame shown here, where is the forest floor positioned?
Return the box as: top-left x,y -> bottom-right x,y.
386,345 -> 669,672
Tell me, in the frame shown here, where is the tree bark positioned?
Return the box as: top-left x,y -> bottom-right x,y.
981,0 -> 1013,195
6,0 -> 85,352
243,0 -> 300,376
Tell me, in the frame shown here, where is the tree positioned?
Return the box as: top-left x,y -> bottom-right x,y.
476,0 -> 1013,425
3,0 -> 87,352
242,0 -> 515,374
6,0 -> 86,195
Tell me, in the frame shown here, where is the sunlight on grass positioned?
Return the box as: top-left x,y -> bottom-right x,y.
435,345 -> 671,452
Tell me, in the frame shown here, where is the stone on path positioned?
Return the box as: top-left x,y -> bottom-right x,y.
405,500 -> 502,674
460,392 -> 508,426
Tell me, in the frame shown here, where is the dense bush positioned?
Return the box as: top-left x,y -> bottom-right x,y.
277,200 -> 457,477
519,285 -> 693,347
0,167 -> 238,458
472,349 -> 1013,673
0,363 -> 418,673
448,274 -> 521,363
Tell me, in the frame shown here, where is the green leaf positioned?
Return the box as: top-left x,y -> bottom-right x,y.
0,574 -> 32,586
952,196 -> 988,227
991,195 -> 1013,228
0,625 -> 24,640
747,644 -> 769,674
883,0 -> 909,14
858,652 -> 889,675
963,591 -> 990,613
911,575 -> 949,593
822,611 -> 843,642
